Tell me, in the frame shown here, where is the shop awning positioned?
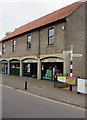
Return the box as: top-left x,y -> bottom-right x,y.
1,60 -> 8,64
41,58 -> 64,62
10,60 -> 20,63
23,59 -> 37,63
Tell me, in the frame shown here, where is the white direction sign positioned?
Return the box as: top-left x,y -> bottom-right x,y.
72,54 -> 82,57
63,51 -> 71,54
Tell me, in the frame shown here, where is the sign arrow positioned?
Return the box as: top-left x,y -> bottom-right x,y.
72,54 -> 82,57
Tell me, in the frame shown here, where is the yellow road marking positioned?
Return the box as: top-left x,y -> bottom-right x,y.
0,84 -> 14,90
0,83 -> 87,111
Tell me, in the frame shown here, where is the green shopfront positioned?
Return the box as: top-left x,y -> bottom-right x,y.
41,57 -> 64,81
10,59 -> 20,76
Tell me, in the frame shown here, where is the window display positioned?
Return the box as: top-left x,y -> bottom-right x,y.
42,62 -> 63,81
2,63 -> 8,74
23,63 -> 37,78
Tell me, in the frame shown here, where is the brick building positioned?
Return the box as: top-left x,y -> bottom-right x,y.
0,1 -> 86,80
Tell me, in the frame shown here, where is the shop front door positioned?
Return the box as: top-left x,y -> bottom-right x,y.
10,60 -> 20,76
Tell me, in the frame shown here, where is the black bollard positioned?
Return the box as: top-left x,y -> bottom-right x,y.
54,76 -> 55,88
25,81 -> 27,90
69,84 -> 72,91
54,75 -> 57,88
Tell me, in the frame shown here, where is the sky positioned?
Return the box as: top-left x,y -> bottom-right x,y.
0,0 -> 81,40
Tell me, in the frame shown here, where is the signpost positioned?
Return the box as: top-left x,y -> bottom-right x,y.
63,51 -> 71,54
72,54 -> 82,57
63,46 -> 82,91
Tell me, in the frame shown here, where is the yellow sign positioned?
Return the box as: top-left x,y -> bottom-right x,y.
57,76 -> 76,84
57,76 -> 66,83
66,77 -> 76,84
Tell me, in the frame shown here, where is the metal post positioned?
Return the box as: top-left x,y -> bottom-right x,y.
25,81 -> 28,90
69,46 -> 73,91
70,46 -> 73,77
54,74 -> 57,88
54,80 -> 55,88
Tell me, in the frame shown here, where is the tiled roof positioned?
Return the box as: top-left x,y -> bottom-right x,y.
2,1 -> 84,41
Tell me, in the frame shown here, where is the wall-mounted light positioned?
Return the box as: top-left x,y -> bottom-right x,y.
62,26 -> 65,30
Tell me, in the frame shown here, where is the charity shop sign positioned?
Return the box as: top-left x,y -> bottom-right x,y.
66,77 -> 76,85
77,78 -> 87,94
57,76 -> 76,85
57,76 -> 66,83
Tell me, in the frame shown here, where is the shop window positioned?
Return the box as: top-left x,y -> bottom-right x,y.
23,63 -> 37,78
13,40 -> 16,51
2,43 -> 6,53
27,35 -> 31,49
41,62 -> 63,81
2,63 -> 8,74
48,28 -> 54,45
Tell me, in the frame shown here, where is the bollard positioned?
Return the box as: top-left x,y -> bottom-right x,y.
77,92 -> 80,94
54,75 -> 57,88
25,81 -> 28,90
69,84 -> 72,91
53,76 -> 55,88
54,80 -> 56,88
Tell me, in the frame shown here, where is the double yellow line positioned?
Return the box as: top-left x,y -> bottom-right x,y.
0,83 -> 87,112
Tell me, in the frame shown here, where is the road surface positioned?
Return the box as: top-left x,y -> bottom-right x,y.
2,85 -> 85,118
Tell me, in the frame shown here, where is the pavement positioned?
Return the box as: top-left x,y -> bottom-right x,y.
1,74 -> 86,108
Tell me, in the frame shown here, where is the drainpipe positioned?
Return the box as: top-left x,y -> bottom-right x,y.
38,30 -> 40,56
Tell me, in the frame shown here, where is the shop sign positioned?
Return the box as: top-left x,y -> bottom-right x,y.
23,59 -> 37,63
77,78 -> 87,94
10,60 -> 20,63
66,77 -> 76,85
1,60 -> 8,64
57,76 -> 76,84
42,58 -> 64,62
57,76 -> 66,83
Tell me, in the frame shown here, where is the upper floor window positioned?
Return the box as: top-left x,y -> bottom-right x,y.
13,40 -> 16,51
27,35 -> 31,49
48,28 -> 54,45
2,43 -> 5,53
